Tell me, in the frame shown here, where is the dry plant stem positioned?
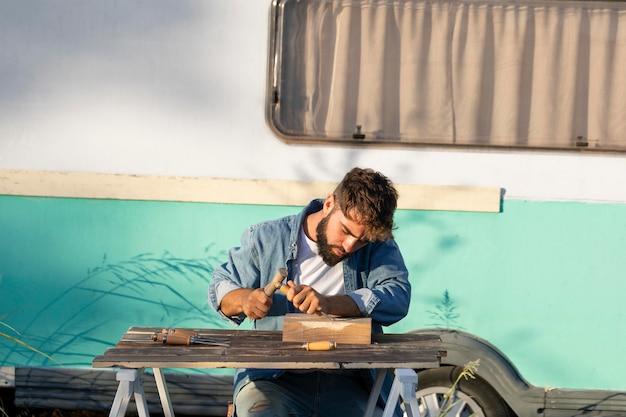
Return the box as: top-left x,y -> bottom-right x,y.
437,359 -> 481,417
1,312 -> 61,365
0,314 -> 61,417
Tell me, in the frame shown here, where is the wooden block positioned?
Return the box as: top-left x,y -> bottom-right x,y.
282,314 -> 372,344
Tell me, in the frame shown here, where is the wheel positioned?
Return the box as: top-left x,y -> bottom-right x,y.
414,366 -> 512,417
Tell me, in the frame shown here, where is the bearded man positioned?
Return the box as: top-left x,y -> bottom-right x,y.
208,167 -> 411,417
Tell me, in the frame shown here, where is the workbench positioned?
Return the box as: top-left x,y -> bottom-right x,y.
92,327 -> 444,417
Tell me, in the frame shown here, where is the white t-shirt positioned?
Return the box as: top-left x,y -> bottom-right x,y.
294,227 -> 345,295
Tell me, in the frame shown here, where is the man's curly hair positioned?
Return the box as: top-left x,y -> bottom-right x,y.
333,167 -> 398,241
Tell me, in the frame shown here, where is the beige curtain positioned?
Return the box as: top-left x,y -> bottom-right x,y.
275,0 -> 626,150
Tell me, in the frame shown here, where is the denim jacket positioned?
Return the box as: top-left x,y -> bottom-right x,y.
207,199 -> 411,406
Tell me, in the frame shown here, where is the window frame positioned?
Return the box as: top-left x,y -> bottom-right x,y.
267,0 -> 626,153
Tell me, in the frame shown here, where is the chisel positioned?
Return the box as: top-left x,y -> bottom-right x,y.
152,331 -> 335,350
299,340 -> 337,351
152,329 -> 230,346
276,284 -> 336,321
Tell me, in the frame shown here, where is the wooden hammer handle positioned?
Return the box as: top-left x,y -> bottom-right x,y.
263,268 -> 288,296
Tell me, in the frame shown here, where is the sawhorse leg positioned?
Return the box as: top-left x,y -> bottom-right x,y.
364,369 -> 388,417
382,368 -> 421,417
109,369 -> 150,417
108,368 -> 176,417
153,368 -> 175,417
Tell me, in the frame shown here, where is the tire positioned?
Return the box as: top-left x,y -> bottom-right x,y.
414,366 -> 512,417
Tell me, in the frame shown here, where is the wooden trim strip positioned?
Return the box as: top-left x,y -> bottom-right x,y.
0,170 -> 501,212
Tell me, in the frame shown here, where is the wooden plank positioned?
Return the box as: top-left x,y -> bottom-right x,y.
93,356 -> 442,370
0,169 -> 502,212
282,314 -> 372,344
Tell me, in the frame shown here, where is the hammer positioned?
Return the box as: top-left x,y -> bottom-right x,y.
263,268 -> 289,296
264,268 -> 335,321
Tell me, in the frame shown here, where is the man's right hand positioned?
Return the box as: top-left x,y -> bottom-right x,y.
220,288 -> 273,320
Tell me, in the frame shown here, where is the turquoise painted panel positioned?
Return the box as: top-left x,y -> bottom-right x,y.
391,200 -> 626,391
0,196 -> 295,369
1,196 -> 624,390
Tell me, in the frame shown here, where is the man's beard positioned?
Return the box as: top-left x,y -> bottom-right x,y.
316,214 -> 347,266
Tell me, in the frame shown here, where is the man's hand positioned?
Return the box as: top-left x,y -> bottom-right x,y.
284,281 -> 362,317
220,288 -> 273,320
284,282 -> 323,315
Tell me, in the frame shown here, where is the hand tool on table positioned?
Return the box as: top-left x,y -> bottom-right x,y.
297,341 -> 337,351
152,328 -> 230,347
152,328 -> 336,350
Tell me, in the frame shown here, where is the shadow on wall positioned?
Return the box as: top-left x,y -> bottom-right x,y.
427,290 -> 464,330
1,245 -> 226,367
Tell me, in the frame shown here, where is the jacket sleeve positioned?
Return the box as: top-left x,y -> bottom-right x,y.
346,239 -> 411,328
207,226 -> 261,325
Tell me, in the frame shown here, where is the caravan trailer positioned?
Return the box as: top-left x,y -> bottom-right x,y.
1,1 -> 625,416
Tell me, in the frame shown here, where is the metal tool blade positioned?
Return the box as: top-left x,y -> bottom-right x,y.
316,309 -> 336,321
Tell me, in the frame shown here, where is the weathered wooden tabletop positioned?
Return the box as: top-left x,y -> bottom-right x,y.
92,327 -> 445,370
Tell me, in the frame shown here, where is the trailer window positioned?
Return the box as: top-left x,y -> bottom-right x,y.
268,0 -> 626,152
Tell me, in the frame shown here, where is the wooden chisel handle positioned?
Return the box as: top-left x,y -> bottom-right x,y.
153,332 -> 192,345
161,328 -> 197,337
303,341 -> 337,351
